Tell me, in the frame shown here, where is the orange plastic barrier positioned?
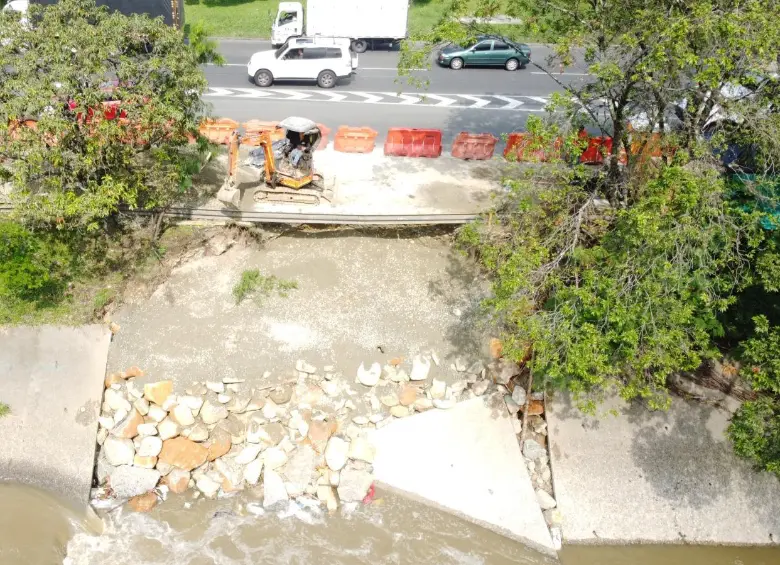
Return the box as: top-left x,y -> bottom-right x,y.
316,123 -> 331,150
579,133 -> 613,165
451,132 -> 498,160
199,118 -> 239,145
504,132 -> 563,162
242,120 -> 284,146
384,128 -> 442,158
333,126 -> 378,153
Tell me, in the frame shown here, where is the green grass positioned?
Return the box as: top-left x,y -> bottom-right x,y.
0,402 -> 10,419
233,268 -> 298,305
184,0 -> 492,39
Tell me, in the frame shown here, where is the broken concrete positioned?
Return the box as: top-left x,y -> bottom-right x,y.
0,325 -> 112,504
372,397 -> 556,556
547,393 -> 780,546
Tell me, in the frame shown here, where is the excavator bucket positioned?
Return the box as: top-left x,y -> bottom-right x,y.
216,180 -> 241,208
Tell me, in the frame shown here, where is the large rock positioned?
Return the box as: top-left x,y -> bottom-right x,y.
263,447 -> 288,470
222,414 -> 247,444
200,400 -> 229,425
172,404 -> 195,426
244,458 -> 264,485
430,379 -> 446,400
283,445 -> 317,490
206,426 -> 232,461
522,439 -> 547,461
269,385 -> 293,405
410,355 -> 431,381
112,408 -> 143,439
179,395 -> 204,414
188,423 -> 209,442
248,421 -> 285,446
535,489 -> 557,510
214,458 -> 244,491
147,404 -> 167,423
157,417 -> 181,441
165,469 -> 191,494
357,362 -> 381,387
103,436 -> 135,466
337,467 -> 373,502
128,491 -> 158,512
262,469 -> 289,509
235,444 -> 264,465
158,437 -> 209,471
137,436 -> 163,457
144,380 -> 173,406
347,435 -> 376,463
399,385 -> 418,406
325,437 -> 349,471
109,465 -> 161,498
195,474 -> 221,498
317,485 -> 339,511
105,389 -> 132,412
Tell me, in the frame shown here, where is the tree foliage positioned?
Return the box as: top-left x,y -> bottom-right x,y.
0,0 -> 210,230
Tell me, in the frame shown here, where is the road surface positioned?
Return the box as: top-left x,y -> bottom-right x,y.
204,40 -> 591,143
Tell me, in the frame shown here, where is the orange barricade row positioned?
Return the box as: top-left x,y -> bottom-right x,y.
451,132 -> 498,160
334,126 -> 378,153
199,118 -> 239,145
504,132 -> 563,162
384,128 -> 442,158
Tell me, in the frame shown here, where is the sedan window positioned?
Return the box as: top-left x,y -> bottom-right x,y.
493,41 -> 510,50
473,41 -> 493,52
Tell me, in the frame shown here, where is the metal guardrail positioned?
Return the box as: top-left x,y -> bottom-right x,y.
0,205 -> 478,225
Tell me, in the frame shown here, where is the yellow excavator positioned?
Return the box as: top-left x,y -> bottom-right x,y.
216,117 -> 332,209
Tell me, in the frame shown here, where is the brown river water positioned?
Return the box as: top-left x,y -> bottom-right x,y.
2,482 -> 779,565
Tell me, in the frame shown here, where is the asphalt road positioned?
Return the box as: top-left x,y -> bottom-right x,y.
204,40 -> 591,143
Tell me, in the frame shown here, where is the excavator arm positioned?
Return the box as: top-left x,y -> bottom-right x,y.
216,130 -> 274,208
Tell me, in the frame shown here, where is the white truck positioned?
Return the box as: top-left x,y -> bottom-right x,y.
271,0 -> 409,53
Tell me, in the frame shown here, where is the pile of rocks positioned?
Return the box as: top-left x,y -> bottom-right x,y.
93,354 -> 496,513
487,357 -> 561,548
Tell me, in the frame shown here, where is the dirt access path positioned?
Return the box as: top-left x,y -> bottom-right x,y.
107,227 -> 489,391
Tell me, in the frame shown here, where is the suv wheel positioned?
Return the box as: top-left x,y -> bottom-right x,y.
505,58 -> 520,71
317,70 -> 337,89
253,69 -> 273,88
449,57 -> 464,70
351,39 -> 368,53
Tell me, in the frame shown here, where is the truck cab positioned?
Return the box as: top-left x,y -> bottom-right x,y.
271,1 -> 304,48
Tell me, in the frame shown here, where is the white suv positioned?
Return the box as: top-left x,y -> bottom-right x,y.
247,36 -> 357,89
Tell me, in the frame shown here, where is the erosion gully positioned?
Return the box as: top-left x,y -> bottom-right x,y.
1,482 -> 778,565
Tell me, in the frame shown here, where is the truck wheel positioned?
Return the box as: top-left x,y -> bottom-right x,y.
254,69 -> 273,87
317,70 -> 337,89
351,39 -> 368,53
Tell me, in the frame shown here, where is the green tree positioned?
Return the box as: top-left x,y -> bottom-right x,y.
0,0 -> 210,230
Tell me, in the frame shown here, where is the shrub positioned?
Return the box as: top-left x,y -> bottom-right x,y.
0,221 -> 71,303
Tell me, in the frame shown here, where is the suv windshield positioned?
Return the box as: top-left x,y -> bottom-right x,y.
274,42 -> 289,58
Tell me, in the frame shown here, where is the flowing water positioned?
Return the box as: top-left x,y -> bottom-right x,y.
2,482 -> 779,565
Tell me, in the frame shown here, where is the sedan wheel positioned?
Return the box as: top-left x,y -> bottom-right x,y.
254,69 -> 273,88
505,58 -> 520,71
449,57 -> 464,70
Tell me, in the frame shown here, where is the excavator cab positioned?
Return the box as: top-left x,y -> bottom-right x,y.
216,116 -> 331,209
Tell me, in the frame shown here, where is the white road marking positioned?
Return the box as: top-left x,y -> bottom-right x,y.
457,94 -> 492,109
272,89 -> 313,101
423,94 -> 458,107
203,88 -> 550,111
351,92 -> 384,104
492,95 -> 524,110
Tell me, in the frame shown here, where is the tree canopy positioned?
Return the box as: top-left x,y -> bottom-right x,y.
406,1 -> 780,472
0,0 -> 210,230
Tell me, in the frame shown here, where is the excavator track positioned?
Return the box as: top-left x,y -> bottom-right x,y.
253,173 -> 333,206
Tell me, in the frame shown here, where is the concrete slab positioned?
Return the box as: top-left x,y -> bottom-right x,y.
0,325 -> 112,505
372,397 -> 557,557
547,393 -> 780,546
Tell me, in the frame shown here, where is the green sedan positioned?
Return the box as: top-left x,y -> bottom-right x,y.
436,37 -> 531,71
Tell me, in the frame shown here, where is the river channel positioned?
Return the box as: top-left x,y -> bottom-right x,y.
2,482 -> 779,565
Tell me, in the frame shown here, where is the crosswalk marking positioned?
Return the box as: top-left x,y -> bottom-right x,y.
204,88 -> 550,111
